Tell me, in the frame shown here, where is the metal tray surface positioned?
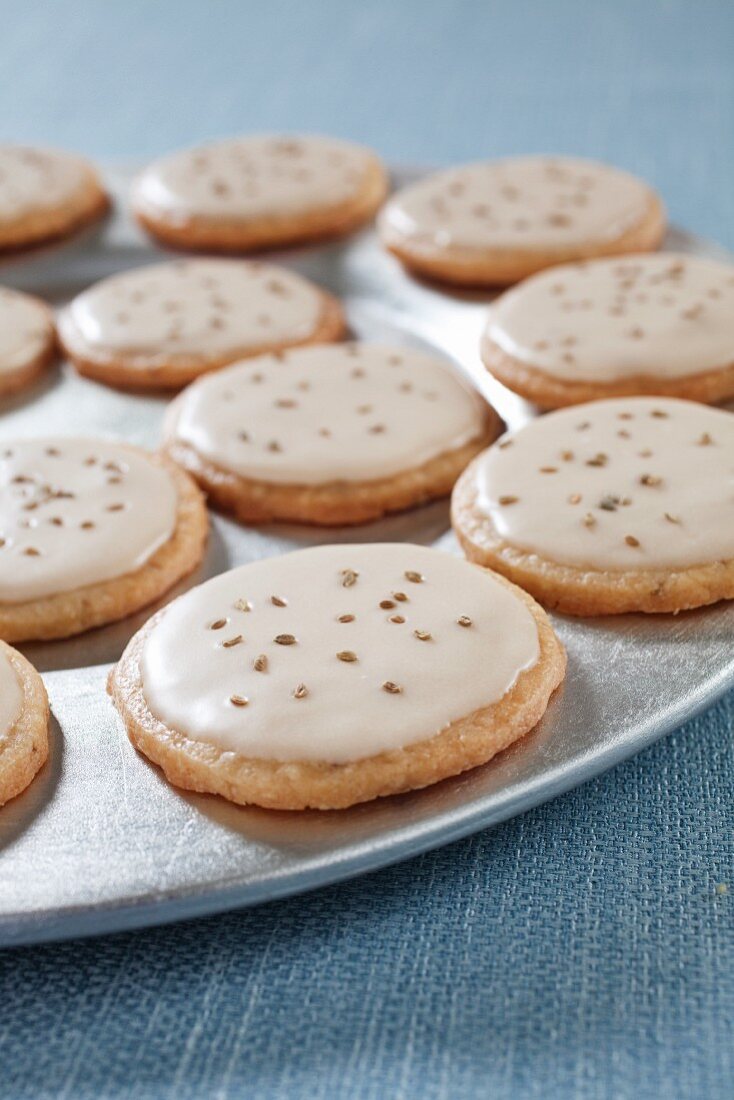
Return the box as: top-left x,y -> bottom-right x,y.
1,167 -> 733,947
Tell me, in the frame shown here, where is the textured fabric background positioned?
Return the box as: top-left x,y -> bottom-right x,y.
1,1 -> 733,1097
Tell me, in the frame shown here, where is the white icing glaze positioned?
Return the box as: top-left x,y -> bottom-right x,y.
59,259 -> 326,364
134,135 -> 377,225
167,343 -> 487,485
0,288 -> 53,375
0,647 -> 22,740
141,543 -> 540,764
381,157 -> 654,251
0,439 -> 178,604
487,254 -> 734,381
0,146 -> 93,223
474,397 -> 734,571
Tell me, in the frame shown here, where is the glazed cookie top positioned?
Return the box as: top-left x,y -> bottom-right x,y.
0,288 -> 54,375
141,543 -> 540,764
0,146 -> 95,224
0,439 -> 178,604
381,157 -> 655,252
473,397 -> 734,571
167,343 -> 488,485
133,135 -> 380,224
59,259 -> 329,365
486,254 -> 734,381
0,646 -> 22,739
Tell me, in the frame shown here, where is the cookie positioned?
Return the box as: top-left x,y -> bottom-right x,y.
452,397 -> 734,616
482,253 -> 734,407
0,286 -> 56,397
58,258 -> 345,390
109,543 -> 565,810
132,134 -> 388,253
0,640 -> 49,807
379,156 -> 666,287
0,438 -> 208,642
0,145 -> 108,253
164,342 -> 499,526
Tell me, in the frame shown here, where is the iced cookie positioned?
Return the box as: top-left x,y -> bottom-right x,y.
482,254 -> 734,407
58,258 -> 345,390
165,342 -> 499,526
109,543 -> 565,809
0,287 -> 56,397
0,640 -> 49,807
132,134 -> 388,252
380,157 -> 665,287
452,397 -> 734,615
0,145 -> 108,253
0,438 -> 208,642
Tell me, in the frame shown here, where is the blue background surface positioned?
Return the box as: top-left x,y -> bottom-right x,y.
1,1 -> 733,1096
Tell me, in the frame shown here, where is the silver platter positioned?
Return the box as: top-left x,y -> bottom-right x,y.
1,167 -> 732,947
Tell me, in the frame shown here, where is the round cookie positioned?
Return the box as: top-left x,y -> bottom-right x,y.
109,543 -> 566,810
452,397 -> 734,616
0,640 -> 49,807
58,258 -> 346,390
482,253 -> 734,407
132,134 -> 388,253
0,438 -> 208,642
164,342 -> 500,526
379,156 -> 666,287
0,286 -> 56,397
0,145 -> 108,253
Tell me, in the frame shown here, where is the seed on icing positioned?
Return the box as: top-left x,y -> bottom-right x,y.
80,521 -> 95,530
106,503 -> 125,512
210,618 -> 227,630
625,535 -> 641,547
270,595 -> 287,607
368,424 -> 386,435
664,512 -> 681,524
599,496 -> 619,512
640,474 -> 662,486
697,432 -> 713,446
380,599 -> 396,609
293,683 -> 309,699
650,410 -> 668,419
234,599 -> 252,612
222,635 -> 243,648
413,629 -> 432,641
457,615 -> 473,627
583,513 -> 596,528
499,495 -> 519,505
341,569 -> 359,588
404,571 -> 424,583
681,304 -> 704,320
267,441 -> 282,453
561,451 -> 574,461
275,399 -> 297,409
389,615 -> 405,624
337,613 -> 355,623
382,681 -> 403,694
393,591 -> 408,602
274,634 -> 297,645
337,650 -> 358,663
586,453 -> 608,467
539,466 -> 558,474
253,654 -> 268,672
230,694 -> 249,707
568,493 -> 582,505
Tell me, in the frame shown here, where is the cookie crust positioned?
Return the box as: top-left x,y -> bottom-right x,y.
59,292 -> 346,392
108,569 -> 566,810
381,194 -> 666,288
133,158 -> 388,253
452,454 -> 734,615
0,173 -> 109,253
481,333 -> 734,408
0,452 -> 209,642
165,406 -> 502,527
0,300 -> 57,398
0,641 -> 49,807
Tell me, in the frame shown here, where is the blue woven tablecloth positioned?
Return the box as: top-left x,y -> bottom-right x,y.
1,1 -> 732,1096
